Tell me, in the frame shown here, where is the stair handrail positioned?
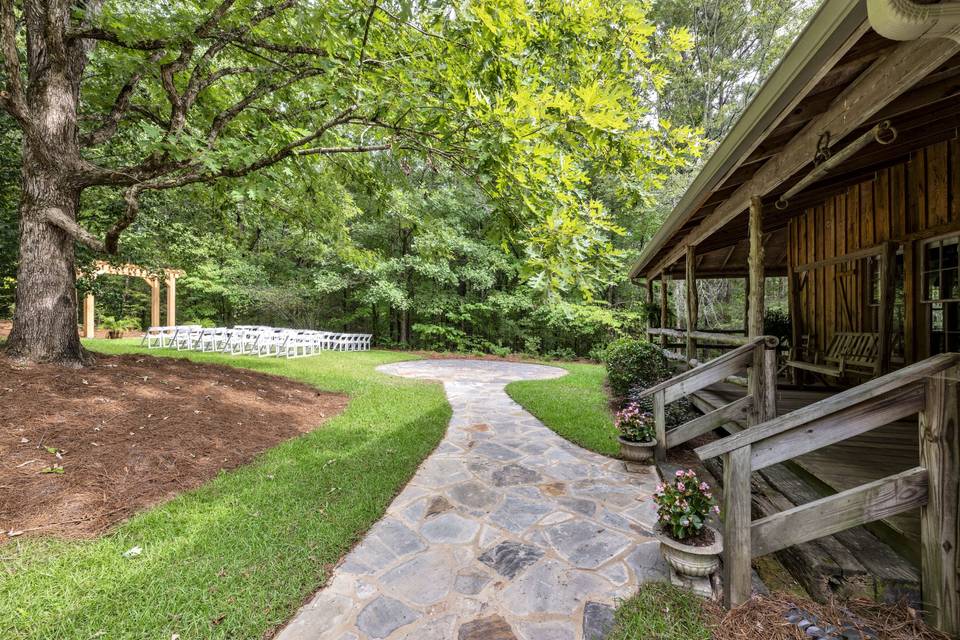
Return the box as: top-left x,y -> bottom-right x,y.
636,334 -> 779,462
694,351 -> 960,637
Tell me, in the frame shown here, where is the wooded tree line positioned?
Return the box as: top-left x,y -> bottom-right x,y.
0,0 -> 812,363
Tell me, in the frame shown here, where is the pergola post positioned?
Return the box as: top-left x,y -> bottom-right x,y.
166,274 -> 177,326
659,273 -> 670,348
747,196 -> 770,425
685,245 -> 698,361
149,278 -> 160,328
83,293 -> 95,339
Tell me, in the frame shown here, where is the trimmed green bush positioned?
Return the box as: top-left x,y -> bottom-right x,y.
602,337 -> 672,398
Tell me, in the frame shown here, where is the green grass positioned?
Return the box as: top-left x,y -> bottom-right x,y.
608,583 -> 716,640
1,340 -> 450,639
505,361 -> 619,456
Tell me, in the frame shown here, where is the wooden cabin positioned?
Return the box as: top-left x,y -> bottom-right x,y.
629,0 -> 960,634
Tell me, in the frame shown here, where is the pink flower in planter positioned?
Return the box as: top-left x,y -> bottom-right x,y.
712,505 -> 721,514
675,469 -> 684,477
699,482 -> 709,491
676,482 -> 685,491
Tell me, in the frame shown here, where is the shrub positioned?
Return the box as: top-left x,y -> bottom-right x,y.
615,404 -> 655,443
602,337 -> 671,398
654,469 -> 719,541
98,315 -> 141,333
763,308 -> 790,344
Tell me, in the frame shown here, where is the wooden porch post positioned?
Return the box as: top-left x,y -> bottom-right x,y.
166,274 -> 177,326
660,273 -> 670,348
686,245 -> 699,361
877,242 -> 896,375
149,278 -> 160,328
645,278 -> 654,330
723,445 -> 753,608
919,365 -> 960,636
748,196 -> 773,425
83,293 -> 95,339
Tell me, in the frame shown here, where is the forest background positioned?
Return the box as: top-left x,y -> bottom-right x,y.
0,0 -> 809,359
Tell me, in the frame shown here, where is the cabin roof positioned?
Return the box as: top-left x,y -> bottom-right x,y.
629,0 -> 960,281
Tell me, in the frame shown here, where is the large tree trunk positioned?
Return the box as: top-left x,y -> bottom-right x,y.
5,4 -> 91,366
5,150 -> 88,365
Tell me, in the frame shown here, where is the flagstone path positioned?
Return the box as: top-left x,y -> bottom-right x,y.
277,359 -> 666,640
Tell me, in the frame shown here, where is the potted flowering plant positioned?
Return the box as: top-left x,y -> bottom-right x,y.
615,404 -> 657,463
652,469 -> 723,577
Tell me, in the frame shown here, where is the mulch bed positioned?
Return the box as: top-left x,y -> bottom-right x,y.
712,593 -> 950,640
0,354 -> 348,540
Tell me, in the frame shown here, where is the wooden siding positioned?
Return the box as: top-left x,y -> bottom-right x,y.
788,137 -> 960,363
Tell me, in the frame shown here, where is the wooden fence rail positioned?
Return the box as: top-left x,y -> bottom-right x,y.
695,353 -> 960,636
636,332 -> 778,462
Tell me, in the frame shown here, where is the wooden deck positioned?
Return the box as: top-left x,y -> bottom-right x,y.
698,382 -> 921,559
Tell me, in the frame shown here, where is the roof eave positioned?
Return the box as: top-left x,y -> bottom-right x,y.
629,0 -> 869,281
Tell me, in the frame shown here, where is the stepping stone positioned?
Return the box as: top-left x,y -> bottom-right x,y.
491,464 -> 542,486
425,496 -> 453,518
489,495 -> 552,533
517,621 -> 575,640
458,615 -> 516,640
379,550 -> 453,606
420,512 -> 480,544
356,596 -> 419,639
478,541 -> 544,579
449,480 -> 500,510
545,521 -> 631,569
454,569 -> 492,595
372,518 -> 426,557
502,560 -> 607,616
474,441 -> 522,462
582,602 -> 616,640
558,496 -> 597,517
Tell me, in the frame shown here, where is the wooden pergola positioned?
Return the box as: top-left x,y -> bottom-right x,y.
80,261 -> 185,339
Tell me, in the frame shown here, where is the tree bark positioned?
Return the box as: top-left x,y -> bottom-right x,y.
6,152 -> 88,365
4,1 -> 93,366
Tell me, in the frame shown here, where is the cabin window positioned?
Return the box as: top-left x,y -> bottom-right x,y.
923,236 -> 960,353
923,236 -> 960,302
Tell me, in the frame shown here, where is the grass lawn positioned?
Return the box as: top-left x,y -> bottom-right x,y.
1,340 -> 450,639
505,361 -> 620,456
608,583 -> 716,640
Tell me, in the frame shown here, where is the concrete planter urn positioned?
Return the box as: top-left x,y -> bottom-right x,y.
654,525 -> 723,577
618,436 -> 656,463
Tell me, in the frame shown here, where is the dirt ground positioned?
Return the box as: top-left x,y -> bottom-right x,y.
0,320 -> 144,340
0,354 -> 348,539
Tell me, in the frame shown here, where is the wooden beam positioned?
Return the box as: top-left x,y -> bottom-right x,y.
660,273 -> 669,348
646,328 -> 758,347
646,37 -> 960,280
794,244 -> 884,272
745,382 -> 924,470
149,278 -> 160,328
919,366 -> 960,636
747,196 -> 770,425
877,242 -> 896,374
686,245 -> 699,360
666,395 -> 753,449
653,390 -> 666,463
750,466 -> 929,557
696,353 -> 960,461
83,293 -> 95,340
723,445 -> 753,608
166,274 -> 177,327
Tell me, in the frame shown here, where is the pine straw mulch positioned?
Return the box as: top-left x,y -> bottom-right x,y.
0,353 -> 348,540
711,593 -> 950,640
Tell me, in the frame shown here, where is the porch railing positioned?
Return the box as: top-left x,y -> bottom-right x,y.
695,353 -> 960,636
635,333 -> 778,462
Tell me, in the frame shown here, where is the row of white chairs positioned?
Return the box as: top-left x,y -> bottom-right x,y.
140,325 -> 372,357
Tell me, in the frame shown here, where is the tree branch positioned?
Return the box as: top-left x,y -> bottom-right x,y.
295,143 -> 390,156
81,51 -> 163,146
65,27 -> 169,51
42,208 -> 106,252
